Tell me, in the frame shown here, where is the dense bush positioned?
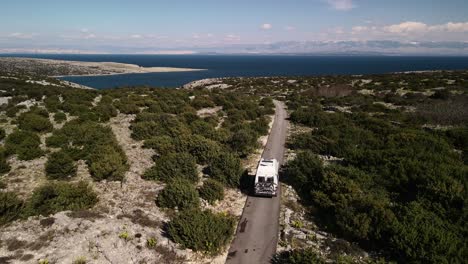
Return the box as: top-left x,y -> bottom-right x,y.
206,152 -> 243,187
143,152 -> 198,183
24,181 -> 98,216
46,120 -> 128,181
286,104 -> 468,263
229,128 -> 258,157
44,95 -> 61,112
131,114 -> 191,140
5,130 -> 43,160
0,192 -> 23,225
191,95 -> 216,109
198,179 -> 225,204
390,202 -> 462,264
94,103 -> 118,122
115,100 -> 140,114
54,111 -> 67,123
143,136 -> 176,156
88,145 -> 128,181
0,147 -> 10,175
45,151 -> 77,180
156,179 -> 200,210
167,209 -> 236,254
188,135 -> 222,164
18,111 -> 53,133
0,127 -> 5,140
271,248 -> 326,264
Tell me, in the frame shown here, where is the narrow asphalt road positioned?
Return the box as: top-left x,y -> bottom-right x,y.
226,100 -> 288,264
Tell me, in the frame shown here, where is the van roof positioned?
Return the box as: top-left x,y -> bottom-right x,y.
256,159 -> 278,177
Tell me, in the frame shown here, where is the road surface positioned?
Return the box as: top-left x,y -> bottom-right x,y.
226,100 -> 288,264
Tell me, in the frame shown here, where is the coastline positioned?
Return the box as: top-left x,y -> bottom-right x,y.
0,57 -> 206,78
52,66 -> 205,78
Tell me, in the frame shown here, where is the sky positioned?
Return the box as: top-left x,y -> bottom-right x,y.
1,0 -> 468,53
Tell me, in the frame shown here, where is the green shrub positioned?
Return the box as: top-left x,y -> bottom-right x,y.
0,147 -> 10,175
198,179 -> 225,204
157,179 -> 200,210
191,96 -> 216,109
229,129 -> 258,156
44,95 -> 61,112
5,130 -> 43,160
47,121 -> 129,181
390,202 -> 462,263
167,209 -> 236,254
189,120 -> 220,140
131,114 -> 191,140
88,145 -> 128,181
18,112 -> 53,133
24,181 -> 98,216
143,152 -> 198,183
54,112 -> 67,123
5,105 -> 25,117
72,257 -> 87,264
94,103 -> 118,122
119,231 -> 131,240
188,135 -> 222,164
0,192 -> 24,225
143,136 -> 176,156
206,152 -> 243,187
271,248 -> 326,264
45,151 -> 77,180
115,101 -> 140,114
0,127 -> 5,140
146,237 -> 157,248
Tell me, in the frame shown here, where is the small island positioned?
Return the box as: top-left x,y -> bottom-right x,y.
0,57 -> 206,77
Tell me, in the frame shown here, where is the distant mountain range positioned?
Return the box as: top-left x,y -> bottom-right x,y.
191,41 -> 468,56
1,40 -> 468,55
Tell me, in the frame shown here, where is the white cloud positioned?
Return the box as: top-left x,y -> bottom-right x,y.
9,32 -> 37,39
285,26 -> 296,31
381,21 -> 468,35
384,21 -> 428,34
261,23 -> 272,30
437,22 -> 468,32
130,34 -> 143,39
80,28 -> 89,33
325,0 -> 355,11
83,33 -> 96,39
351,26 -> 368,33
346,21 -> 468,41
225,34 -> 241,41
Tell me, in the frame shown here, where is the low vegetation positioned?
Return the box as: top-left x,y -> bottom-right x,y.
1,69 -> 466,262
275,72 -> 468,263
198,179 -> 225,204
23,181 -> 98,217
167,209 -> 236,254
143,152 -> 198,183
46,120 -> 128,181
45,151 -> 77,179
156,178 -> 200,210
5,129 -> 43,160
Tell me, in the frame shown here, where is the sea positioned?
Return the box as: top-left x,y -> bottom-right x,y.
2,54 -> 468,89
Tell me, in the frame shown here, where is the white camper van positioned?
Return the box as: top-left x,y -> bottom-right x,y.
254,158 -> 279,197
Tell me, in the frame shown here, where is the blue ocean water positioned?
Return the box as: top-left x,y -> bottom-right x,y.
2,54 -> 468,89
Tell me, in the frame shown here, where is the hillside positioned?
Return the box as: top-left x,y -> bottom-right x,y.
0,70 -> 467,263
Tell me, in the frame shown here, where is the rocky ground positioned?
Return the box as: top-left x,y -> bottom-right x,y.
277,184 -> 372,263
0,101 -> 274,263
